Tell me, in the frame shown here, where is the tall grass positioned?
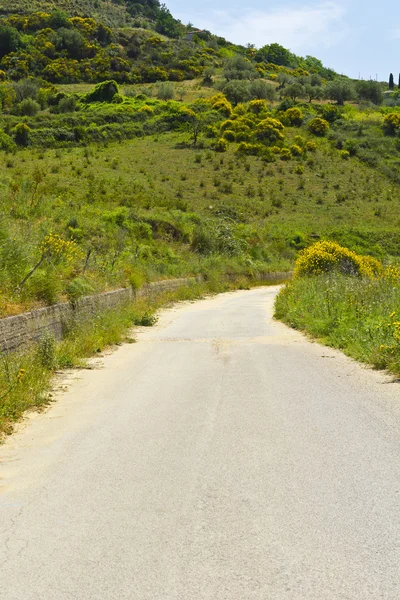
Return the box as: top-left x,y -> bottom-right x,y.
275,273 -> 400,374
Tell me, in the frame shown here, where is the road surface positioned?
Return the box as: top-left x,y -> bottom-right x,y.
1,286 -> 400,599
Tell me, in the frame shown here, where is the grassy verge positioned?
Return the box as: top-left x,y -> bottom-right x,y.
0,274 -> 276,440
275,273 -> 400,375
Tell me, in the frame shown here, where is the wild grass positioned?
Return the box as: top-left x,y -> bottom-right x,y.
275,273 -> 400,375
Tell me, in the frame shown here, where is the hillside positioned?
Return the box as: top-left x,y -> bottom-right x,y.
0,3 -> 398,318
0,0 -> 166,29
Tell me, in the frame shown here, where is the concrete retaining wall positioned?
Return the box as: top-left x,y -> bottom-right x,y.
0,272 -> 292,354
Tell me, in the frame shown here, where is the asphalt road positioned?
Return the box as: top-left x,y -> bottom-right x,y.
1,286 -> 400,599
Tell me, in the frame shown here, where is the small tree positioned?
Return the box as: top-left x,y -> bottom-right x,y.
304,83 -> 322,103
308,117 -> 329,136
222,80 -> 251,105
324,79 -> 355,105
249,79 -> 276,101
283,82 -> 304,102
223,54 -> 258,81
355,80 -> 383,105
389,73 -> 394,90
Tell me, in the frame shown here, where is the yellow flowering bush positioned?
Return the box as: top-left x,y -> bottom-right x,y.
308,117 -> 330,136
294,241 -> 383,278
256,117 -> 284,143
39,233 -> 81,263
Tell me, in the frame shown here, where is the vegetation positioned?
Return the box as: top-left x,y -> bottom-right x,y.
275,242 -> 400,376
1,0 -> 400,426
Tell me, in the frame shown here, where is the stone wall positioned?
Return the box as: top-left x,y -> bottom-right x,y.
0,273 -> 292,353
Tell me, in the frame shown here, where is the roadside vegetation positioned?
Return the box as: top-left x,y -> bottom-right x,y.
275,241 -> 400,376
1,0 -> 400,431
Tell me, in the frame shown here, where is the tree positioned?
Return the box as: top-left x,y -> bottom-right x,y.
223,54 -> 258,81
389,73 -> 394,90
0,26 -> 21,59
255,43 -> 293,67
222,80 -> 252,105
355,80 -> 383,105
249,79 -> 276,101
304,83 -> 322,103
398,73 -> 400,89
277,72 -> 292,89
283,82 -> 304,102
155,5 -> 181,39
324,79 -> 355,105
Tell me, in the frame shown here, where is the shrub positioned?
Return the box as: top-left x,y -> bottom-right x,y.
14,123 -> 31,146
248,99 -> 269,114
340,150 -> 350,160
284,107 -> 304,126
290,144 -> 303,156
383,113 -> 400,135
58,95 -> 77,113
214,138 -> 228,152
256,117 -> 284,143
66,277 -> 95,303
222,129 -> 236,142
18,98 -> 40,116
84,80 -> 119,103
306,140 -> 317,152
37,331 -> 57,369
280,148 -> 292,161
308,117 -> 329,136
156,82 -> 176,100
0,129 -> 16,152
320,104 -> 340,123
294,241 -> 383,278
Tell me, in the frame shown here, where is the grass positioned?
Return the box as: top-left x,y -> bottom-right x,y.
275,273 -> 400,376
1,124 -> 399,318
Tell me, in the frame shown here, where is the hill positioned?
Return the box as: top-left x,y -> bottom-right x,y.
0,0 -> 167,29
0,3 -> 398,319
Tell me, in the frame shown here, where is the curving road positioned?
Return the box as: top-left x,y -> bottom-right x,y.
1,286 -> 400,599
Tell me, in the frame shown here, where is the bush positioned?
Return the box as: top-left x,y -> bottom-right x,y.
58,96 -> 77,113
280,148 -> 292,160
294,241 -> 383,278
214,138 -> 228,152
383,113 -> 400,135
290,144 -> 303,156
308,117 -> 329,136
84,81 -> 119,103
18,98 -> 40,117
66,277 -> 95,303
256,117 -> 284,143
14,123 -> 31,146
222,129 -> 236,142
156,82 -> 176,100
340,149 -> 350,160
284,107 -> 304,126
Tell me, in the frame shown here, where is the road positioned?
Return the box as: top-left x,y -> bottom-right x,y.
1,286 -> 400,599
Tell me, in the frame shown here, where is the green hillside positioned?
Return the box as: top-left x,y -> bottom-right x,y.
0,3 -> 398,319
0,0 -> 165,28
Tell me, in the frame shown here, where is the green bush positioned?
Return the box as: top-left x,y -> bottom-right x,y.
18,98 -> 40,116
